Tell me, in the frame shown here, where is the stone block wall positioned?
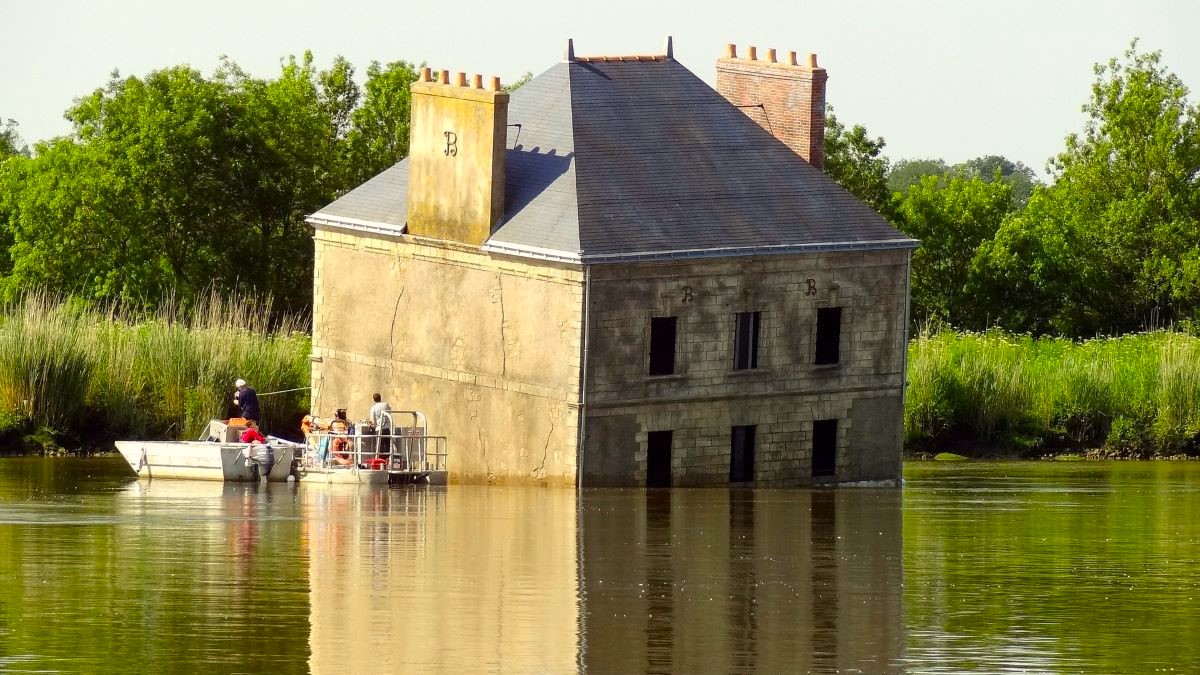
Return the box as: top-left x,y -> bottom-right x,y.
582,249 -> 909,486
312,226 -> 584,484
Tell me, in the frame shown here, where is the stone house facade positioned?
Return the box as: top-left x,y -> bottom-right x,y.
307,39 -> 915,487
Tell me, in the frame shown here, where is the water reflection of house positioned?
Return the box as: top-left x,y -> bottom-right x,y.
308,39 -> 915,487
577,489 -> 904,672
303,486 -> 579,673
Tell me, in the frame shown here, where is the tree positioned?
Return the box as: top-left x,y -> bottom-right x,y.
974,41 -> 1200,336
3,68 -> 241,304
887,158 -> 949,194
823,106 -> 892,215
504,72 -> 533,92
957,155 -> 1039,206
345,60 -> 419,185
892,175 -> 1017,326
0,54 -> 367,312
0,119 -> 27,160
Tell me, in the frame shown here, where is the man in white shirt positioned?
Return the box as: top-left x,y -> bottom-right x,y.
369,393 -> 391,458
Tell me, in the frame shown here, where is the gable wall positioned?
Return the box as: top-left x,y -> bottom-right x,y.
312,227 -> 585,484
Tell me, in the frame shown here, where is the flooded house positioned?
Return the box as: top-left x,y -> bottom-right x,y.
306,39 -> 916,487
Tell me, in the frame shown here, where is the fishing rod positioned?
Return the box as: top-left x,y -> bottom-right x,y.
257,386 -> 312,397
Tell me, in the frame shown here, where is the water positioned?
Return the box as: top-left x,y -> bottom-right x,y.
0,458 -> 1198,673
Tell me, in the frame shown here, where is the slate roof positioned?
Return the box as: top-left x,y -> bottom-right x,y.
310,56 -> 914,263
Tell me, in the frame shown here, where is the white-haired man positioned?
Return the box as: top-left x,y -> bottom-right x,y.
233,378 -> 260,423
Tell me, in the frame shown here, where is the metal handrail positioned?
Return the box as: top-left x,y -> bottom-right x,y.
302,429 -> 447,473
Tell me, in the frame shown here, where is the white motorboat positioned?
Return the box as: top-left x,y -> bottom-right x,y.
116,425 -> 296,482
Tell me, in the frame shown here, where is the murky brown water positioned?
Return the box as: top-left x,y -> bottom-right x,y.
0,457 -> 1198,672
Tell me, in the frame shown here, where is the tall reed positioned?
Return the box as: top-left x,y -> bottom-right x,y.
0,292 -> 310,445
906,328 -> 1200,455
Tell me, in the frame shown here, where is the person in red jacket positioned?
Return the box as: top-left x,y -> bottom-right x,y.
240,420 -> 267,444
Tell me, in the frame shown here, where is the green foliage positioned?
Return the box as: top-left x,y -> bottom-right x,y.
906,329 -> 1200,456
0,292 -> 310,447
893,175 -> 1017,325
504,72 -> 534,92
887,158 -> 949,193
974,41 -> 1200,336
0,53 -> 418,316
957,155 -> 1038,205
345,60 -> 420,186
0,119 -> 28,160
823,105 -> 892,215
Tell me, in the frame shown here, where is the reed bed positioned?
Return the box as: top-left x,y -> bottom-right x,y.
0,293 -> 310,447
906,329 -> 1200,456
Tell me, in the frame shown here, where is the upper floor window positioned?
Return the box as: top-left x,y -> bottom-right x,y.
814,307 -> 842,365
648,316 -> 677,376
733,311 -> 760,370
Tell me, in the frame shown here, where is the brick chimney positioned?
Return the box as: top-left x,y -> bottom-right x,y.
406,67 -> 509,246
716,44 -> 827,168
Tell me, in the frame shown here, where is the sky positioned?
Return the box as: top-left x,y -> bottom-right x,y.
3,0 -> 1197,176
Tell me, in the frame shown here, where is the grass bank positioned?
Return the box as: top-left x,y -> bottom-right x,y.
0,293 -> 310,453
906,329 -> 1200,458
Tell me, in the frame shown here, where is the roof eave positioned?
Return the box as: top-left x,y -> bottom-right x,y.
307,213 -> 406,237
577,238 -> 919,264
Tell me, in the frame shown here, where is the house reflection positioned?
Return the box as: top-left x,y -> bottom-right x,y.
577,488 -> 904,673
303,485 -> 580,673
300,483 -> 901,672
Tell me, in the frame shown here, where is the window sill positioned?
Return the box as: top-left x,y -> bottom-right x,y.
645,373 -> 687,381
728,368 -> 768,377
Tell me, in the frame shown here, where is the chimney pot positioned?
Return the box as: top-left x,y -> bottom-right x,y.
566,38 -> 575,61
808,53 -> 818,68
421,66 -> 432,82
747,46 -> 757,61
767,48 -> 777,63
664,35 -> 674,59
439,69 -> 450,85
491,76 -> 502,91
725,43 -> 737,58
472,73 -> 483,89
789,51 -> 798,67
456,71 -> 468,87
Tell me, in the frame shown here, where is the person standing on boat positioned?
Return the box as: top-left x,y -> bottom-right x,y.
369,393 -> 392,458
233,378 -> 260,423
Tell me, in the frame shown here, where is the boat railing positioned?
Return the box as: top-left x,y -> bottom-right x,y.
302,428 -> 448,473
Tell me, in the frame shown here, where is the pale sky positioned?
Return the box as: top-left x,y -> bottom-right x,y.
3,0 -> 1197,175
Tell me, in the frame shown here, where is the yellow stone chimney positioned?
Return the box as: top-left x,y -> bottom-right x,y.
406,67 -> 509,245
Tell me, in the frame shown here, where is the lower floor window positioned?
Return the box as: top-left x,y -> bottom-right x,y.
730,425 -> 756,482
812,419 -> 837,477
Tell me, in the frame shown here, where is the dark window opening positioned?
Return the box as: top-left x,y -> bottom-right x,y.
733,311 -> 760,370
730,425 -> 756,483
814,307 -> 842,365
647,430 -> 673,487
812,419 -> 837,477
648,317 -> 677,376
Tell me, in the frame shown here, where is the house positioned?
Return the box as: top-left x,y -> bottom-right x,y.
306,39 -> 916,486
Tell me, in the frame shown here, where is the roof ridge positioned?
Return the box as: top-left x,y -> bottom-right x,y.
573,55 -> 667,63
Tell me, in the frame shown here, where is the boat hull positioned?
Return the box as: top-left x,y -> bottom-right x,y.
298,466 -> 392,485
116,441 -> 295,482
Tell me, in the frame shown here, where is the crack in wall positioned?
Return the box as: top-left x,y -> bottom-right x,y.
388,288 -> 405,366
496,274 -> 508,377
531,417 -> 554,480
